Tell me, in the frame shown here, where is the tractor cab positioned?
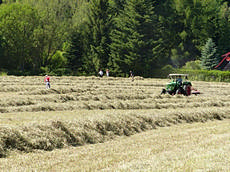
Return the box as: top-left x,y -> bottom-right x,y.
168,74 -> 191,85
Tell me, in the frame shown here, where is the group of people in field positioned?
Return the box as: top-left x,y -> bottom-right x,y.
44,69 -> 135,89
98,69 -> 134,81
98,69 -> 110,77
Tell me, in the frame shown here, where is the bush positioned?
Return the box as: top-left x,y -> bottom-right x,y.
182,60 -> 201,70
177,69 -> 230,82
0,71 -> 7,76
153,65 -> 175,78
49,50 -> 68,70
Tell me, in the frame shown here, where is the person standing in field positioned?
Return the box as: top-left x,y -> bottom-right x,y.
106,69 -> 109,77
44,75 -> 50,89
129,70 -> 134,81
98,69 -> 103,77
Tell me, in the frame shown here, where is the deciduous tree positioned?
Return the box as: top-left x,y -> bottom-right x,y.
0,3 -> 41,72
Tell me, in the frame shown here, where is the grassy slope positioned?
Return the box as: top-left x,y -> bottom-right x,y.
0,119 -> 229,171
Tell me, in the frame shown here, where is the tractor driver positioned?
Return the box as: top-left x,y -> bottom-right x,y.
176,75 -> 182,85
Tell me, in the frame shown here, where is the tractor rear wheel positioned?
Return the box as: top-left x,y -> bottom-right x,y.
184,85 -> 191,96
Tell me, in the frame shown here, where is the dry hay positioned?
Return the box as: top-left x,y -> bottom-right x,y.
0,76 -> 230,157
0,107 -> 229,158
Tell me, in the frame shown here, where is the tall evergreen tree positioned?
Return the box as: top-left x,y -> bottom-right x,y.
109,0 -> 158,77
81,0 -> 112,74
66,30 -> 84,74
201,38 -> 219,70
152,0 -> 176,68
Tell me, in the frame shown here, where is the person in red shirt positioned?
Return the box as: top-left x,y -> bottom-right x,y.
44,75 -> 50,89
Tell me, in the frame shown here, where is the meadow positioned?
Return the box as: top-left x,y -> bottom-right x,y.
0,76 -> 229,171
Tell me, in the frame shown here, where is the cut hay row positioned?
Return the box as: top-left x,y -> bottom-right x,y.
0,94 -> 230,113
0,107 -> 229,158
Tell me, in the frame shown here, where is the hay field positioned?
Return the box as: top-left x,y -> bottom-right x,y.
0,76 -> 230,171
1,119 -> 229,171
1,76 -> 229,113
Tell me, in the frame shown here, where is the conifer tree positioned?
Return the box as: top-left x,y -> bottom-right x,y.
201,38 -> 219,70
82,0 -> 112,74
66,30 -> 84,74
109,0 -> 158,76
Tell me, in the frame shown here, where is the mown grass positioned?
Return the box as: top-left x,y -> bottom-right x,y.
0,108 -> 229,158
0,120 -> 229,171
0,76 -> 230,163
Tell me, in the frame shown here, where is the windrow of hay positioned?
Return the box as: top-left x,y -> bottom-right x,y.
0,107 -> 229,158
1,91 -> 230,106
1,96 -> 230,113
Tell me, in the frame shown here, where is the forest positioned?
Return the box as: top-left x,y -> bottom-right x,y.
0,0 -> 230,77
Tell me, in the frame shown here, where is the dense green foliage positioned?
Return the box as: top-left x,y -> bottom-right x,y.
1,0 -> 230,76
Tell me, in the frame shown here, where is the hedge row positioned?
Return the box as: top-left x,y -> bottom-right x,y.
177,69 -> 230,82
153,65 -> 230,82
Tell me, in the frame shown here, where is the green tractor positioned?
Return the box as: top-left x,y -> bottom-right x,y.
161,74 -> 192,96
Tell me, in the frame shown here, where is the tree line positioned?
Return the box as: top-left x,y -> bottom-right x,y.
0,0 -> 230,77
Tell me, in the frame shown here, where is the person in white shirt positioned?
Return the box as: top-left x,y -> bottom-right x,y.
98,69 -> 103,77
106,69 -> 109,77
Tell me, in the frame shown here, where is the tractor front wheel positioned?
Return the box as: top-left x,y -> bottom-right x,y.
161,89 -> 166,94
185,85 -> 191,96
